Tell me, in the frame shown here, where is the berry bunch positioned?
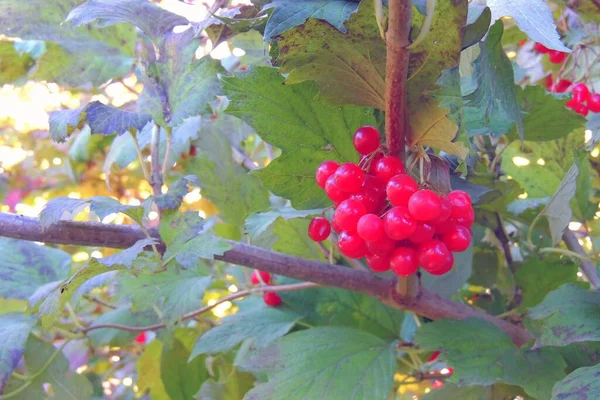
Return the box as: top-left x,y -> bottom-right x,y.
534,42 -> 567,64
250,270 -> 282,306
308,126 -> 474,277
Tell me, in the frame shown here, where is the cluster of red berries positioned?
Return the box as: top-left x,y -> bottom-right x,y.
535,42 -> 600,116
307,126 -> 474,277
251,270 -> 281,306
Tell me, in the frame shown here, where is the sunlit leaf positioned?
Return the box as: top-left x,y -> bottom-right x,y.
0,313 -> 36,394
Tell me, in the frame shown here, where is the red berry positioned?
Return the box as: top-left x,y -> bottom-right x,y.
432,380 -> 444,389
251,270 -> 272,285
351,176 -> 386,213
353,126 -> 380,155
334,163 -> 365,193
316,161 -> 340,188
363,152 -> 384,175
308,217 -> 331,242
386,174 -> 418,206
427,251 -> 454,276
566,98 -> 579,110
436,197 -> 452,223
325,175 -> 349,205
331,218 -> 342,233
452,208 -> 475,227
409,222 -> 435,244
575,103 -> 590,116
338,231 -> 368,259
442,225 -> 472,252
418,240 -> 453,274
383,206 -> 417,240
447,190 -> 472,219
548,50 -> 566,64
408,190 -> 442,221
572,83 -> 591,102
390,246 -> 418,277
135,332 -> 147,344
534,42 -> 550,53
366,236 -> 397,255
263,292 -> 282,307
553,79 -> 572,93
357,214 -> 386,242
589,94 -> 600,113
428,350 -> 441,362
334,199 -> 367,232
433,219 -> 457,235
366,252 -> 391,272
189,145 -> 197,156
373,156 -> 405,183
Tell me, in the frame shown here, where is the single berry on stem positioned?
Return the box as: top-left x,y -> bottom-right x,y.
316,161 -> 340,188
333,199 -> 367,232
442,225 -> 472,252
418,240 -> 453,275
390,246 -> 418,276
366,252 -> 391,272
263,292 -> 282,307
447,190 -> 472,219
135,332 -> 147,344
408,190 -> 442,221
353,126 -> 380,155
334,163 -> 365,193
373,156 -> 405,183
383,206 -> 417,240
357,214 -> 386,242
308,217 -> 331,242
386,174 -> 418,206
338,231 -> 368,259
251,270 -> 272,285
427,252 -> 454,276
548,50 -> 566,64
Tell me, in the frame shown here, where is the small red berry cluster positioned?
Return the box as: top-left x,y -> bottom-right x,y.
535,42 -> 600,116
251,270 -> 281,306
307,126 -> 474,277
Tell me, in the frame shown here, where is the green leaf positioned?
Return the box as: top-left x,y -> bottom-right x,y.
529,283 -> 600,348
487,0 -> 570,52
462,7 -> 491,49
138,31 -> 223,126
49,106 -> 86,143
100,238 -> 157,268
119,270 -> 212,325
468,21 -> 523,139
0,313 -> 36,393
264,0 -> 358,40
422,383 -> 530,400
154,175 -> 199,210
87,307 -> 158,346
272,218 -> 328,262
515,257 -> 579,310
65,0 -> 188,44
137,340 -> 170,400
201,6 -> 264,48
245,206 -> 324,240
0,42 -> 35,84
85,101 -> 152,137
222,67 -> 374,209
190,301 -> 301,359
552,364 -> 600,399
162,339 -> 208,400
240,327 -> 395,400
422,243 -> 473,298
508,86 -> 586,142
277,0 -> 385,109
415,318 -> 567,399
0,238 -> 71,299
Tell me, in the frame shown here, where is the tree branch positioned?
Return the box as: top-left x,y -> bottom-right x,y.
0,212 -> 532,346
562,230 -> 600,290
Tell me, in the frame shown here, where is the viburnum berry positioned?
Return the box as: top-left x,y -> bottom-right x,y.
390,246 -> 418,277
552,78 -> 572,93
366,252 -> 391,272
436,196 -> 452,223
263,292 -> 282,307
383,206 -> 417,240
334,163 -> 365,192
534,42 -> 550,53
357,214 -> 386,242
447,190 -> 472,219
251,270 -> 272,285
548,50 -> 566,64
308,217 -> 331,242
331,218 -> 342,233
351,176 -> 386,213
372,156 -> 405,183
135,332 -> 147,344
353,126 -> 380,155
428,350 -> 441,362
418,240 -> 453,274
334,199 -> 367,232
408,190 -> 442,221
325,175 -> 349,204
366,235 -> 397,255
575,103 -> 590,116
409,222 -> 435,245
338,231 -> 368,259
442,225 -> 472,252
452,208 -> 475,227
315,161 -> 340,188
433,219 -> 456,235
386,174 -> 418,206
572,83 -> 591,102
589,94 -> 600,113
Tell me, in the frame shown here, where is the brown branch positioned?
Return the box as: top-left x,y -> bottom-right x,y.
0,212 -> 533,346
82,295 -> 117,309
81,282 -> 319,333
562,230 -> 600,290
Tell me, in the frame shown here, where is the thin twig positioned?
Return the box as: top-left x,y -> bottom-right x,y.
161,126 -> 173,177
232,146 -> 258,170
81,282 -> 320,333
150,122 -> 163,198
82,294 -> 117,309
561,230 -> 600,290
131,131 -> 151,183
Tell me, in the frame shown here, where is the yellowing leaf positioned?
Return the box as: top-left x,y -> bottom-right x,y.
408,103 -> 467,159
137,340 -> 170,400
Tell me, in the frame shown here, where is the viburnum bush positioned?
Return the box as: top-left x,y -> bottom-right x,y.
1,0 -> 600,399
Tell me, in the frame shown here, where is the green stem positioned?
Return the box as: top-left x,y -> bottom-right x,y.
65,303 -> 84,329
138,223 -> 162,263
131,131 -> 151,183
526,211 -> 544,251
52,326 -> 85,339
397,356 -> 416,370
161,126 -> 173,177
10,372 -> 27,381
295,320 -> 314,329
407,0 -> 437,49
